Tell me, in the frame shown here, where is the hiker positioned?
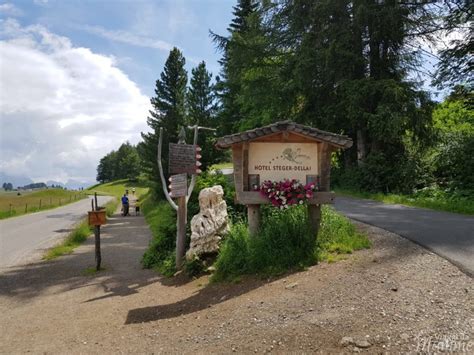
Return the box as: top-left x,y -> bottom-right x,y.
135,199 -> 140,216
121,193 -> 129,216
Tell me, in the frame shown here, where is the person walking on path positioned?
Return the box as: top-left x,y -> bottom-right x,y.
134,199 -> 140,216
121,193 -> 129,216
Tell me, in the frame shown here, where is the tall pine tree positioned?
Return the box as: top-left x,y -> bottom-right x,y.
187,61 -> 220,169
211,0 -> 260,134
140,47 -> 188,189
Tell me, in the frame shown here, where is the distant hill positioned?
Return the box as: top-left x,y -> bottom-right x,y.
1,173 -> 94,191
0,173 -> 33,189
65,179 -> 95,190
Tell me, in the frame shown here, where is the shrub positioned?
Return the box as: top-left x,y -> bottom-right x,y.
141,195 -> 177,274
212,205 -> 371,281
184,256 -> 206,277
213,205 -> 317,281
212,223 -> 251,282
249,206 -> 316,273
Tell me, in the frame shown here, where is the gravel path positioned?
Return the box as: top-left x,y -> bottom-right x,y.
335,196 -> 474,276
0,211 -> 472,353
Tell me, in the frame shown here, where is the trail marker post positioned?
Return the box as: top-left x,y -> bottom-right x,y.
88,192 -> 106,271
157,125 -> 216,270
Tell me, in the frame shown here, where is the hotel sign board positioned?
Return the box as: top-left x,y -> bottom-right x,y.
248,142 -> 319,183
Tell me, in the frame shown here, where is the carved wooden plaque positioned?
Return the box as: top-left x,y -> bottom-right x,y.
169,143 -> 196,174
169,173 -> 187,198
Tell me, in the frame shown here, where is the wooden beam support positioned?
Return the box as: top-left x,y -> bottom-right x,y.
236,191 -> 335,205
319,143 -> 332,191
242,142 -> 249,191
247,204 -> 261,237
176,195 -> 187,270
308,204 -> 322,236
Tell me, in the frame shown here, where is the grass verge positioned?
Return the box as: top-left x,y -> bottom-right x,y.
43,220 -> 92,260
85,179 -> 149,198
82,266 -> 106,275
43,193 -> 119,261
318,206 -> 371,262
210,162 -> 233,170
103,197 -> 119,217
335,187 -> 474,215
140,194 -> 177,276
212,205 -> 370,282
0,189 -> 87,220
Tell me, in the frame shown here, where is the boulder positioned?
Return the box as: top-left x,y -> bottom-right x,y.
186,185 -> 229,260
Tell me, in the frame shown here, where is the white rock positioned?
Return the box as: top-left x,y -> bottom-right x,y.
186,185 -> 229,260
340,337 -> 354,347
354,339 -> 371,348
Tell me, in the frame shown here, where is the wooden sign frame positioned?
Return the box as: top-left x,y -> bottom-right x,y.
231,132 -> 335,205
215,121 -> 353,236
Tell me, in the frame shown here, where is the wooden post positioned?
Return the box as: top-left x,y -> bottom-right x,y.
176,196 -> 187,269
248,204 -> 261,236
308,204 -> 322,236
93,193 -> 101,271
94,193 -> 98,211
25,203 -> 27,213
39,199 -> 42,209
95,225 -> 101,271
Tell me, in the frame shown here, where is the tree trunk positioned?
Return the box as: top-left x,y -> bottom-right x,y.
357,128 -> 368,166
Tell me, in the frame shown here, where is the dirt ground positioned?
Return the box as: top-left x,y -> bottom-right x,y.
0,209 -> 472,354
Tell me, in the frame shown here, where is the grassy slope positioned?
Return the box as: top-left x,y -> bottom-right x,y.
0,189 -> 87,219
85,179 -> 149,199
335,188 -> 474,215
210,162 -> 233,170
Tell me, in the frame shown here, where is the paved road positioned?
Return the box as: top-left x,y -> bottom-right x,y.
0,196 -> 113,268
334,196 -> 474,276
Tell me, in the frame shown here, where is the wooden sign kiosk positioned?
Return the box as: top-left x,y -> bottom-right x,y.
216,121 -> 352,236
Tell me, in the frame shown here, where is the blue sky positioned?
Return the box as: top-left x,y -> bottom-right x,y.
0,0 -> 234,185
9,0 -> 233,95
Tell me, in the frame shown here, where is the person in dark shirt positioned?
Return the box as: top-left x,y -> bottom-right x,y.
121,194 -> 129,216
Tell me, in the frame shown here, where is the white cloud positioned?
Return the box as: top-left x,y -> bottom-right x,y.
0,18 -> 151,183
81,24 -> 173,51
0,3 -> 23,17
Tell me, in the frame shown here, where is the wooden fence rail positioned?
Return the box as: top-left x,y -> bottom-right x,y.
0,192 -> 87,217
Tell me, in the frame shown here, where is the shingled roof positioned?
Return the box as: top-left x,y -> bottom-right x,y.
215,120 -> 353,149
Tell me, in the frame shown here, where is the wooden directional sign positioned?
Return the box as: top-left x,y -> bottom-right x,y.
169,173 -> 187,198
169,143 -> 197,174
88,210 -> 106,226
